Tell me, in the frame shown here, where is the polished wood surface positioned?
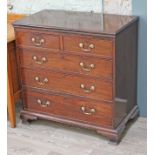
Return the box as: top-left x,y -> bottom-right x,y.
13,10 -> 138,35
15,29 -> 60,50
114,21 -> 139,127
63,35 -> 113,58
21,68 -> 113,101
14,10 -> 139,143
23,88 -> 113,128
19,47 -> 113,79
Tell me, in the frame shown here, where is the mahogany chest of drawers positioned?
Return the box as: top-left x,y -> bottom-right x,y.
13,10 -> 139,143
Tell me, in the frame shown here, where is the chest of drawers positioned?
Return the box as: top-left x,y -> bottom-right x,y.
13,10 -> 139,143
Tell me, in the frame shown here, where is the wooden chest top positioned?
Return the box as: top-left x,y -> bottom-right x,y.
13,10 -> 138,35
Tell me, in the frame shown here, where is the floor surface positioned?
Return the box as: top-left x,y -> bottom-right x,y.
7,103 -> 147,155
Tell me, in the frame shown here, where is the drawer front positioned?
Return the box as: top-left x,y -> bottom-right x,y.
21,69 -> 113,101
19,48 -> 113,79
63,36 -> 113,58
23,89 -> 113,127
15,29 -> 60,50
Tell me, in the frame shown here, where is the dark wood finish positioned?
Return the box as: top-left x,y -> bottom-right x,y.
18,47 -> 113,79
23,88 -> 113,127
13,10 -> 138,35
20,104 -> 139,144
21,68 -> 113,101
63,35 -> 113,58
114,21 -> 139,127
13,10 -> 139,144
97,105 -> 139,143
15,29 -> 60,50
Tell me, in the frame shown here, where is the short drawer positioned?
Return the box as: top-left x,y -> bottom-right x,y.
63,35 -> 113,58
23,89 -> 113,127
21,68 -> 113,101
19,48 -> 113,79
15,29 -> 60,50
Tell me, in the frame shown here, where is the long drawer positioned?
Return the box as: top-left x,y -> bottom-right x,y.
19,48 -> 113,79
23,88 -> 113,127
21,68 -> 113,101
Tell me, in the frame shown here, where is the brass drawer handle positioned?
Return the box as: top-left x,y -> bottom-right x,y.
32,56 -> 47,65
36,99 -> 50,107
35,76 -> 48,85
79,43 -> 95,52
80,84 -> 95,93
81,106 -> 96,115
31,37 -> 45,46
79,62 -> 95,72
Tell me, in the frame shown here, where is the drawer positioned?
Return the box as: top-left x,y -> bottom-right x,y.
21,68 -> 113,101
63,35 -> 113,58
15,29 -> 60,50
23,89 -> 113,127
19,48 -> 113,79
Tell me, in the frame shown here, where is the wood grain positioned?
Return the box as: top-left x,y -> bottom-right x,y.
114,19 -> 139,127
21,68 -> 113,101
23,88 -> 113,128
63,35 -> 113,58
7,67 -> 16,128
19,47 -> 113,79
7,41 -> 21,128
7,14 -> 25,128
15,29 -> 60,50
